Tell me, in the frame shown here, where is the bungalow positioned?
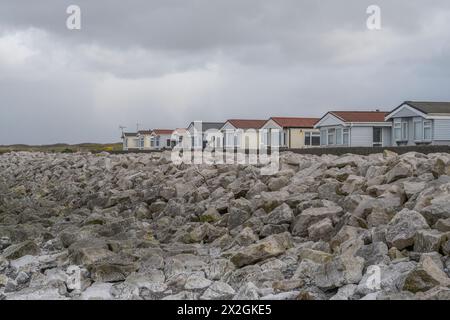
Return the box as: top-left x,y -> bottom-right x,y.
136,130 -> 153,150
150,129 -> 174,150
314,111 -> 391,147
221,119 -> 266,149
187,121 -> 224,149
261,117 -> 320,148
385,101 -> 450,146
171,128 -> 188,148
121,132 -> 139,151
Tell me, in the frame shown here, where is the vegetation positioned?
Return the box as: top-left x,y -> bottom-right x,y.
0,143 -> 123,154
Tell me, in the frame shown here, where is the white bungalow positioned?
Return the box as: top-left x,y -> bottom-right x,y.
314,111 -> 392,147
187,122 -> 224,149
122,132 -> 139,151
221,119 -> 266,149
261,117 -> 320,148
385,101 -> 450,146
136,130 -> 153,150
150,129 -> 174,150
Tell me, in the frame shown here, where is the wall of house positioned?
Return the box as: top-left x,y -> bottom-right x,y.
159,134 -> 173,149
433,119 -> 450,142
382,127 -> 392,147
138,135 -> 152,149
288,129 -> 304,148
349,126 -> 373,147
287,128 -> 321,148
125,137 -> 139,150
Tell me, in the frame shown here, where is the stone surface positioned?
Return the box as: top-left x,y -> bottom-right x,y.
1,151 -> 450,300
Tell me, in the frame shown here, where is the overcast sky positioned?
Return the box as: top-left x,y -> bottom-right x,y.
1,0 -> 450,144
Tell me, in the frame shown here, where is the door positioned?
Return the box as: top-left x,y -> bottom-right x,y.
373,127 -> 382,147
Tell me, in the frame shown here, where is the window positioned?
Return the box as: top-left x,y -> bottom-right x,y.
401,122 -> 408,140
155,136 -> 160,147
327,128 -> 335,145
305,132 -> 321,146
424,121 -> 432,140
166,139 -> 171,147
336,128 -> 342,145
305,132 -> 311,146
414,120 -> 423,141
320,130 -> 327,145
283,131 -> 287,147
139,137 -> 144,149
373,127 -> 382,147
311,132 -> 320,146
343,129 -> 349,145
394,121 -> 402,141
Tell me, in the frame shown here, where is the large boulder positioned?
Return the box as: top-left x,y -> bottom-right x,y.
403,255 -> 450,293
2,240 -> 40,260
385,209 -> 429,250
230,232 -> 293,267
385,162 -> 413,183
291,206 -> 343,237
264,203 -> 294,225
414,229 -> 446,253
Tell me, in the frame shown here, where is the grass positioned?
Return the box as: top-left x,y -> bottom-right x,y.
0,142 -> 123,154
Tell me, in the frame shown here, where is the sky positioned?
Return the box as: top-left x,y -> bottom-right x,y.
1,0 -> 450,145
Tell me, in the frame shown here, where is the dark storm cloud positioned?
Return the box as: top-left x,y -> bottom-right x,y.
0,0 -> 450,144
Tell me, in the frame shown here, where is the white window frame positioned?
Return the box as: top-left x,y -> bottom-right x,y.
394,121 -> 402,141
304,132 -> 311,146
311,132 -> 320,146
423,120 -> 432,141
373,127 -> 383,147
413,119 -> 423,141
320,129 -> 327,146
401,122 -> 408,141
343,128 -> 349,145
336,128 -> 343,145
327,128 -> 336,145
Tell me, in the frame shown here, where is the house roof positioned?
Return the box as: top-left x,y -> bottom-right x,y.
188,122 -> 224,131
401,101 -> 450,115
329,111 -> 389,123
270,117 -> 319,128
173,128 -> 188,133
137,130 -> 153,135
122,132 -> 137,137
152,129 -> 173,135
226,119 -> 266,129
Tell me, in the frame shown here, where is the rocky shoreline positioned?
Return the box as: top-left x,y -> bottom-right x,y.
0,151 -> 449,300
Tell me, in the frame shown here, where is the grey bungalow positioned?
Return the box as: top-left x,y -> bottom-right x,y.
385,101 -> 450,146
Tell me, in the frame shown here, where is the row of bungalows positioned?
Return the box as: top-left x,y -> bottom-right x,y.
314,101 -> 450,147
121,101 -> 450,151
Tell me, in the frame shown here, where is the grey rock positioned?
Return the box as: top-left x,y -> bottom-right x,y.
385,209 -> 430,250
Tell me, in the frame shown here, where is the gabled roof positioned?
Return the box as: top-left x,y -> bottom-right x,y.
329,111 -> 389,123
173,128 -> 188,134
226,119 -> 266,129
188,122 -> 224,131
390,101 -> 450,116
152,129 -> 173,135
270,117 -> 319,128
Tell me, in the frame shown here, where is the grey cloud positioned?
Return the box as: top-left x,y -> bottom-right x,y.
0,0 -> 450,144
